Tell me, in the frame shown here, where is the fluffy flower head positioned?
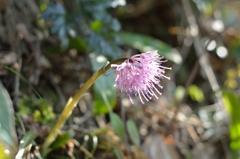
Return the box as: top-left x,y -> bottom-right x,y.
111,50 -> 171,104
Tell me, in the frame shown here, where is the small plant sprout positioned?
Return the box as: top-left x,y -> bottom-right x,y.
111,50 -> 171,104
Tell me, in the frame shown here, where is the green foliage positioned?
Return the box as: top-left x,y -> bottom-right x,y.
116,32 -> 182,64
0,82 -> 17,155
42,3 -> 69,49
113,147 -> 124,159
18,96 -> 55,125
127,119 -> 140,147
90,20 -> 103,32
68,37 -> 87,52
50,130 -> 75,151
222,91 -> 240,150
82,0 -> 121,32
42,1 -> 122,58
188,84 -> 204,103
19,131 -> 37,150
110,112 -> 124,139
175,85 -> 186,102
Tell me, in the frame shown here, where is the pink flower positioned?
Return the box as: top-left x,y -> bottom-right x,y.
111,50 -> 171,104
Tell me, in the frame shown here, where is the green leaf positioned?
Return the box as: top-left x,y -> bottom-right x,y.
188,84 -> 204,103
90,54 -> 117,114
126,119 -> 140,147
113,147 -> 124,159
116,32 -> 182,64
0,82 -> 17,152
175,85 -> 186,101
68,37 -> 87,52
91,20 -> 103,32
110,112 -> 124,139
50,130 -> 75,150
222,90 -> 240,150
19,131 -> 37,149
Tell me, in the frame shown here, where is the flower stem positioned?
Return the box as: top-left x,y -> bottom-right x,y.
40,58 -> 127,157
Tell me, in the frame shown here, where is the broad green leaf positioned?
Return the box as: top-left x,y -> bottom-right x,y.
116,32 -> 182,64
50,130 -> 75,150
90,54 -> 117,114
222,90 -> 240,150
110,112 -> 124,139
113,147 -> 124,159
0,82 -> 17,152
188,85 -> 204,103
126,119 -> 140,147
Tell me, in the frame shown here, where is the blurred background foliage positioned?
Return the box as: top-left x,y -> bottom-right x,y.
0,0 -> 240,158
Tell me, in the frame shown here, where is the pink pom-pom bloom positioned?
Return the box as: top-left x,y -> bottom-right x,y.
111,50 -> 171,104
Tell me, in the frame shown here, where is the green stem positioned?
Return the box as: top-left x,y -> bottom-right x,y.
40,58 -> 127,157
